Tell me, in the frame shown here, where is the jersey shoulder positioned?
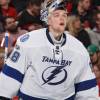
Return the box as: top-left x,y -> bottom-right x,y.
65,31 -> 89,56
17,28 -> 46,47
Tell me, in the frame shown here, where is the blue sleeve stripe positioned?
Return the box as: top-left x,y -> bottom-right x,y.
75,78 -> 97,92
2,64 -> 24,83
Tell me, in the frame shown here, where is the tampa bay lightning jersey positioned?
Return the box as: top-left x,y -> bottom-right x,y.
0,28 -> 99,100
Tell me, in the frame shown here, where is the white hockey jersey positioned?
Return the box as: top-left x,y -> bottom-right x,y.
0,28 -> 99,100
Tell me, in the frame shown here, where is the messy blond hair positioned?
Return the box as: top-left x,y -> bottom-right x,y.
66,15 -> 81,36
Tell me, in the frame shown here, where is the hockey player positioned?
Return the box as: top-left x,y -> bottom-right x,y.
0,2 -> 99,100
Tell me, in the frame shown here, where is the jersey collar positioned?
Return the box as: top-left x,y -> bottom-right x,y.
46,28 -> 66,46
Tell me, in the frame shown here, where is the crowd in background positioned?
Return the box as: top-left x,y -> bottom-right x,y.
0,0 -> 100,96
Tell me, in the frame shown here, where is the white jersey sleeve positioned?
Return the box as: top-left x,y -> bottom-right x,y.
0,35 -> 28,98
74,50 -> 99,100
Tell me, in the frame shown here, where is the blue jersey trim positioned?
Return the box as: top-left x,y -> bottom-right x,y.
75,78 -> 97,92
2,64 -> 24,83
46,28 -> 66,46
18,90 -> 75,100
65,95 -> 75,100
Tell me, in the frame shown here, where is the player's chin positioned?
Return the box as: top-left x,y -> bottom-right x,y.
58,26 -> 66,32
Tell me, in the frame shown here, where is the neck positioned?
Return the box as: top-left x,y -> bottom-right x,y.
49,27 -> 63,41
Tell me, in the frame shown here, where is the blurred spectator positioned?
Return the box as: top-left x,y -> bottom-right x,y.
0,21 -> 4,33
0,23 -> 4,33
87,44 -> 99,65
0,0 -> 17,18
66,15 -> 91,48
85,10 -> 100,49
0,13 -> 5,33
66,2 -> 73,14
0,16 -> 27,70
3,16 -> 27,54
0,33 -> 4,71
92,65 -> 100,96
95,10 -> 100,32
93,0 -> 100,11
27,23 -> 43,31
18,0 -> 43,31
65,0 -> 74,14
11,0 -> 28,13
71,0 -> 93,28
87,44 -> 100,96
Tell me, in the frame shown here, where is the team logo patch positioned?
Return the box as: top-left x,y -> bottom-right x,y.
42,65 -> 67,85
10,51 -> 20,62
20,34 -> 29,42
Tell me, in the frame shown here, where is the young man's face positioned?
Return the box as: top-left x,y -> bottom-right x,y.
90,53 -> 98,64
92,65 -> 100,79
30,4 -> 41,16
96,13 -> 100,28
48,9 -> 67,33
81,0 -> 91,10
73,18 -> 81,29
5,17 -> 17,32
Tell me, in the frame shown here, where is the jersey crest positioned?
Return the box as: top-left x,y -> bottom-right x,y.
20,34 -> 29,42
42,65 -> 67,85
10,51 -> 20,62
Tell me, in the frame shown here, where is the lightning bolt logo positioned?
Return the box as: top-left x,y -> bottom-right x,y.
42,65 -> 67,85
